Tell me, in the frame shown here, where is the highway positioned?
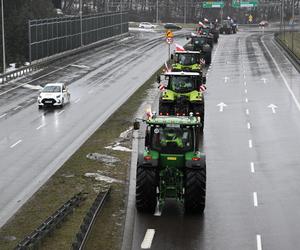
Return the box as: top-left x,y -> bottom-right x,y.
125,28 -> 300,250
0,30 -> 188,228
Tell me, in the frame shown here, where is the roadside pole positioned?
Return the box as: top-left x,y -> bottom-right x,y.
80,0 -> 83,46
165,30 -> 174,61
1,0 -> 6,84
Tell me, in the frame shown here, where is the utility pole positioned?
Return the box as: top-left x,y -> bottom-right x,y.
184,0 -> 187,24
80,0 -> 83,46
120,0 -> 123,34
1,0 -> 5,83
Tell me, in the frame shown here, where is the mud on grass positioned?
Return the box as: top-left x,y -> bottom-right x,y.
0,67 -> 163,250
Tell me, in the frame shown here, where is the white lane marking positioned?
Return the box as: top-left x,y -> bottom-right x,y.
0,113 -> 7,119
154,201 -> 161,216
245,89 -> 248,94
36,124 -> 45,130
141,229 -> 155,249
224,76 -> 229,83
243,74 -> 246,79
256,234 -> 262,250
247,122 -> 251,129
74,98 -> 81,104
253,192 -> 258,207
250,162 -> 255,173
249,139 -> 253,148
27,99 -> 35,103
262,36 -> 300,111
57,110 -> 65,115
245,98 -> 248,103
217,102 -> 227,112
244,81 -> 247,86
13,106 -> 22,111
268,104 -> 277,114
70,64 -> 90,69
261,78 -> 267,84
10,140 -> 22,148
88,89 -> 94,94
246,109 -> 250,115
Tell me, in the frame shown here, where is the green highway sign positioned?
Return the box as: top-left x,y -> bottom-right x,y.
202,1 -> 225,8
232,0 -> 258,8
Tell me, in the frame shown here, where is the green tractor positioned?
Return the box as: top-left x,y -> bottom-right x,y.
184,34 -> 212,65
158,72 -> 205,123
171,51 -> 205,74
134,114 -> 206,214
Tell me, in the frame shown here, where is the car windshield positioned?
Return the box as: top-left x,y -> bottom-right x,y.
42,85 -> 61,93
176,54 -> 198,65
168,76 -> 197,93
151,125 -> 194,153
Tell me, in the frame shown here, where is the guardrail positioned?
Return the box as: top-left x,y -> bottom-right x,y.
274,33 -> 300,72
72,187 -> 111,250
1,33 -> 129,84
14,192 -> 85,250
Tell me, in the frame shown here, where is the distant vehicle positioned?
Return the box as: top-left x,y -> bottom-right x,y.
55,8 -> 63,16
219,20 -> 237,34
259,20 -> 269,27
139,22 -> 156,29
164,23 -> 182,30
38,83 -> 70,109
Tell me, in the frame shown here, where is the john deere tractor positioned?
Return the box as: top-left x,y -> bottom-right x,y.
184,34 -> 212,65
158,72 -> 205,123
171,51 -> 205,74
134,114 -> 206,213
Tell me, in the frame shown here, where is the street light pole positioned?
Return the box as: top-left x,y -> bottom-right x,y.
1,0 -> 6,83
80,0 -> 83,46
184,0 -> 187,24
156,0 -> 158,24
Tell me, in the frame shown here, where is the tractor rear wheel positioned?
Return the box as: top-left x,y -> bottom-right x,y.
184,166 -> 206,213
136,166 -> 157,213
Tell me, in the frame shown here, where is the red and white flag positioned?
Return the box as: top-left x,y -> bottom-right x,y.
200,58 -> 206,65
199,84 -> 207,92
158,84 -> 165,91
198,21 -> 204,27
175,43 -> 185,52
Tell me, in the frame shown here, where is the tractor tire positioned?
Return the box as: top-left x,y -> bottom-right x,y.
205,53 -> 212,65
136,166 -> 157,213
184,166 -> 206,214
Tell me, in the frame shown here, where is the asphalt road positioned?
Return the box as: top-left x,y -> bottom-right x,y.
127,28 -> 300,250
0,30 -> 188,227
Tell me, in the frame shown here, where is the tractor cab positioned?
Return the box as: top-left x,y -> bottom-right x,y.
171,51 -> 204,73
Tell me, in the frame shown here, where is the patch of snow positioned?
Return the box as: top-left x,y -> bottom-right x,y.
84,172 -> 122,183
23,84 -> 43,90
105,145 -> 132,152
86,153 -> 120,165
119,127 -> 133,139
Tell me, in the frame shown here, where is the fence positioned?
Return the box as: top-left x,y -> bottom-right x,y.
278,1 -> 300,60
29,11 -> 128,62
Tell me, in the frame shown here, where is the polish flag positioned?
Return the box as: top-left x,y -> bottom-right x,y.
198,21 -> 204,27
204,18 -> 209,22
200,58 -> 206,65
158,84 -> 165,91
175,43 -> 185,52
199,84 -> 207,92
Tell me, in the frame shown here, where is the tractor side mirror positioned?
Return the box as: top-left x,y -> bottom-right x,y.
157,75 -> 161,83
170,54 -> 174,60
133,121 -> 140,130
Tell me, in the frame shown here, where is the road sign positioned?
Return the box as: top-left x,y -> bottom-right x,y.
166,37 -> 173,44
202,1 -> 224,8
165,29 -> 174,38
232,0 -> 258,8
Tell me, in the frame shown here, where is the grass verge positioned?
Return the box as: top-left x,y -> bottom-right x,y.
278,32 -> 300,59
0,67 -> 162,250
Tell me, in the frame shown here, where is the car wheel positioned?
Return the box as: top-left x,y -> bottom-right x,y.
38,105 -> 42,110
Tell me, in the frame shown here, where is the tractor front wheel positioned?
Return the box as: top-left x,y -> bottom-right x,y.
136,166 -> 157,213
184,166 -> 206,214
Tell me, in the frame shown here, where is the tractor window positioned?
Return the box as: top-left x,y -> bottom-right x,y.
192,37 -> 206,45
169,76 -> 196,93
177,54 -> 197,65
151,125 -> 194,153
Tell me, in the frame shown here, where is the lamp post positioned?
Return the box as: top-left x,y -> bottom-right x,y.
184,0 -> 187,24
80,0 -> 83,46
156,0 -> 158,24
1,0 -> 6,83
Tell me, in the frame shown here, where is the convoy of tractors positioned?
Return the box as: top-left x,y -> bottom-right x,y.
134,19 -> 234,214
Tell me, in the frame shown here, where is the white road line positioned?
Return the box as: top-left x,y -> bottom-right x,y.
88,89 -> 94,94
10,140 -> 22,148
243,74 -> 246,79
0,113 -> 7,119
262,36 -> 300,111
246,109 -> 250,115
253,192 -> 258,207
74,98 -> 81,104
141,229 -> 155,249
244,81 -> 247,86
13,106 -> 22,110
57,110 -> 65,115
245,98 -> 248,103
247,122 -> 251,129
249,139 -> 253,148
36,124 -> 45,130
250,162 -> 255,173
245,89 -> 248,94
256,234 -> 262,250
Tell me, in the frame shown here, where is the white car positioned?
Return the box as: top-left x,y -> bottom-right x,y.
139,22 -> 156,29
38,83 -> 70,109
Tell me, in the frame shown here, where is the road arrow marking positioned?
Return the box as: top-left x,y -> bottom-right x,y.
217,102 -> 227,112
224,76 -> 229,83
268,104 -> 278,114
261,77 -> 267,84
